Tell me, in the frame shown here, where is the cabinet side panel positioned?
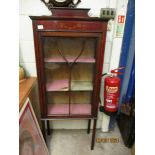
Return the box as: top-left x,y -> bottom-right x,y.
32,20 -> 47,117
92,23 -> 107,117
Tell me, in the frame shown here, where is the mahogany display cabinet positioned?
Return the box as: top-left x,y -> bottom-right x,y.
30,8 -> 110,150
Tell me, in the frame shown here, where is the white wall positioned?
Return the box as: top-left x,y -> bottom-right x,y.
19,0 -> 128,129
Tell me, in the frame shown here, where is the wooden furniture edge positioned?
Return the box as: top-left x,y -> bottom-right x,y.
19,77 -> 37,110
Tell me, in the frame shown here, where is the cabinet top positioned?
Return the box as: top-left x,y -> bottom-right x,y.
29,8 -> 110,21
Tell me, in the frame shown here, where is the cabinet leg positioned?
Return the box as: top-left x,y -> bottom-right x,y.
41,120 -> 47,143
91,119 -> 97,150
87,119 -> 91,134
47,120 -> 51,135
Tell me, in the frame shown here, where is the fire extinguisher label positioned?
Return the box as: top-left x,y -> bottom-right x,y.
106,99 -> 117,109
105,86 -> 119,111
106,86 -> 118,93
106,105 -> 116,108
104,76 -> 120,112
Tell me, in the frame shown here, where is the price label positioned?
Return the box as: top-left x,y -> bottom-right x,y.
37,25 -> 44,30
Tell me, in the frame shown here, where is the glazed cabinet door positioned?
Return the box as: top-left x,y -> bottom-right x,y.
37,32 -> 103,118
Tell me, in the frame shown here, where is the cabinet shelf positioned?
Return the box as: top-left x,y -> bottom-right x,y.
44,57 -> 95,63
46,80 -> 69,91
48,104 -> 69,115
70,103 -> 91,115
71,81 -> 93,91
46,80 -> 93,91
47,103 -> 91,115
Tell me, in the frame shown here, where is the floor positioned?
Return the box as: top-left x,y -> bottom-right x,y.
47,125 -> 131,155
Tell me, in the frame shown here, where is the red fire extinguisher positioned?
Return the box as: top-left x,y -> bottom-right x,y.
100,67 -> 124,115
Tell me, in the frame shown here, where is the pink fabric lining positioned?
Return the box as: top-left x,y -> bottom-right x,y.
48,104 -> 69,115
44,57 -> 95,63
70,104 -> 91,115
46,80 -> 69,91
47,104 -> 91,115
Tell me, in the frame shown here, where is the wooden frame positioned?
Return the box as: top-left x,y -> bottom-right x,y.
19,98 -> 49,155
38,31 -> 102,118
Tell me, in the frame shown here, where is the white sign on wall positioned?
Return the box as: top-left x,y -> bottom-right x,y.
115,15 -> 125,38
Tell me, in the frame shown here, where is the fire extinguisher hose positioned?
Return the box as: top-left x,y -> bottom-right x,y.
102,73 -> 107,77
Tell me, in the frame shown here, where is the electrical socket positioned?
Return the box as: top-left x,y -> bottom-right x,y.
100,8 -> 115,19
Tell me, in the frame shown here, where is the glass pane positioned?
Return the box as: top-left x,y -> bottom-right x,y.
43,36 -> 97,116
70,92 -> 92,115
47,92 -> 69,115
71,64 -> 94,91
44,37 -> 96,63
45,63 -> 69,91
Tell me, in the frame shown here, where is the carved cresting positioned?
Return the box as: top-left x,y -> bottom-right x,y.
41,0 -> 81,9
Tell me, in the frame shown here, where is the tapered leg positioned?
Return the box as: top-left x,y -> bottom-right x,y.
87,119 -> 91,134
41,120 -> 46,143
47,120 -> 51,135
91,119 -> 97,150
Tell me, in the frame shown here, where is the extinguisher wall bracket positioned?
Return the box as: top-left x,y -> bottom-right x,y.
102,108 -> 118,116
